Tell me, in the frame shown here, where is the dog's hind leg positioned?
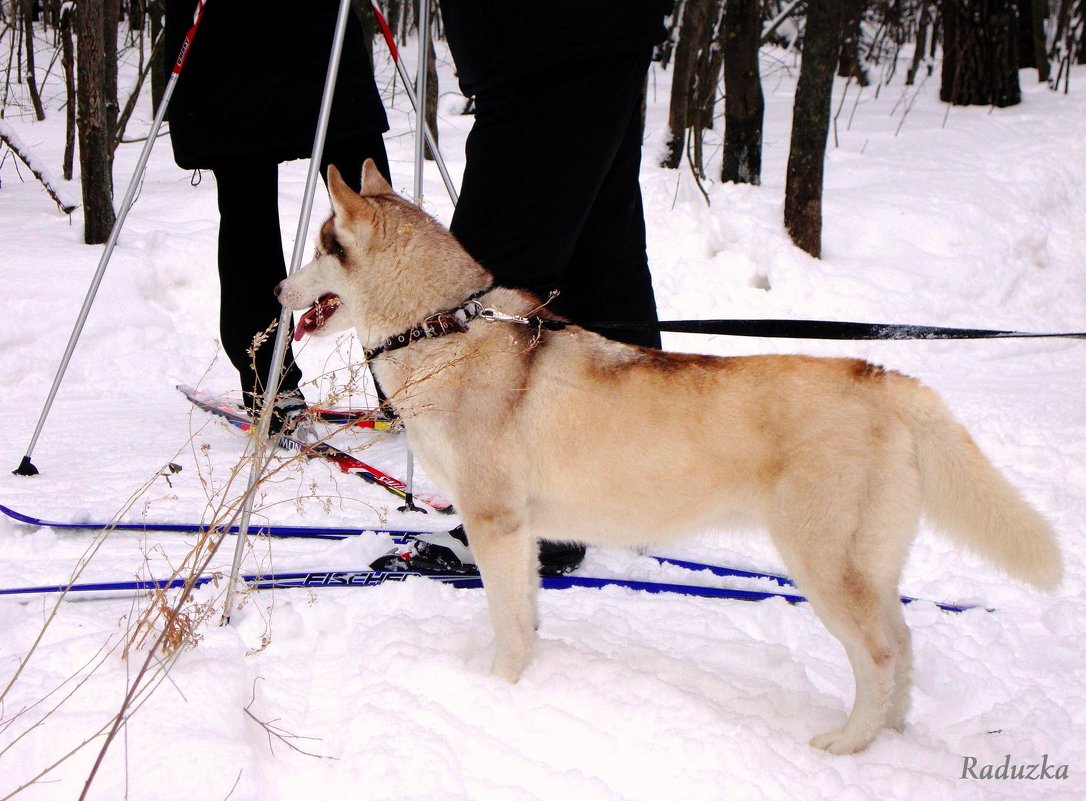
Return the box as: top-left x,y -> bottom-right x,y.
769,491 -> 907,753
462,511 -> 539,683
796,562 -> 900,755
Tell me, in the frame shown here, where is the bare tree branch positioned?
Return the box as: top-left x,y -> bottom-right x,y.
0,118 -> 78,212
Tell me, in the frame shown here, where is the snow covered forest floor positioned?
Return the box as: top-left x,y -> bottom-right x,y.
1,32 -> 1084,801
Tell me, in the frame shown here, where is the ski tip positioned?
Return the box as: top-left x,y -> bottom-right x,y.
13,456 -> 39,477
0,504 -> 39,524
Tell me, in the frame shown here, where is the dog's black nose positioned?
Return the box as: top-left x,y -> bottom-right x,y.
273,281 -> 283,298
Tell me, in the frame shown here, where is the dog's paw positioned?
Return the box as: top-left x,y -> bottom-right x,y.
809,728 -> 874,755
885,711 -> 908,734
491,651 -> 529,684
886,697 -> 910,733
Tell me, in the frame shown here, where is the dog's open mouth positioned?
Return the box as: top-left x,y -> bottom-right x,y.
294,293 -> 341,341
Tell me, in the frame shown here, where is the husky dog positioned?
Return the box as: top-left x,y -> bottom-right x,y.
277,160 -> 1062,754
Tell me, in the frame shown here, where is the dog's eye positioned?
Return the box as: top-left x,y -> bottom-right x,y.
319,230 -> 346,260
318,217 -> 348,261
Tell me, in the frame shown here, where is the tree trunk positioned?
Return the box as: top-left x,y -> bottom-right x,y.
1030,0 -> 1050,81
940,0 -> 1021,107
128,0 -> 145,33
61,2 -> 76,180
1052,0 -> 1085,83
906,0 -> 935,86
783,1 -> 846,258
697,4 -> 725,133
721,0 -> 764,185
836,0 -> 870,86
1013,0 -> 1051,81
104,0 -> 120,170
22,0 -> 46,119
76,0 -> 117,244
149,0 -> 165,112
1017,0 -> 1037,67
687,1 -> 725,177
661,0 -> 716,169
1077,1 -> 1086,65
387,0 -> 403,46
425,13 -> 439,161
115,25 -> 162,144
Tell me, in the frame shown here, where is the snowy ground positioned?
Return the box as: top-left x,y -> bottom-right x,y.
1,33 -> 1084,801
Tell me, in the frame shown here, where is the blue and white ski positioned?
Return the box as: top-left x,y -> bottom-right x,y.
0,503 -> 982,611
0,569 -> 809,603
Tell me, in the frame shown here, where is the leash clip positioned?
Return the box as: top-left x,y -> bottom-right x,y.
479,307 -> 532,326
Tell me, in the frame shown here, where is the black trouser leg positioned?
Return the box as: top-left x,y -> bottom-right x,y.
213,137 -> 392,411
559,81 -> 661,349
449,53 -> 659,348
212,158 -> 303,409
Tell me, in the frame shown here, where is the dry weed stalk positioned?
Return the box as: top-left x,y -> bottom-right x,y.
3,342 -> 429,798
244,679 -> 334,760
78,365 -> 398,800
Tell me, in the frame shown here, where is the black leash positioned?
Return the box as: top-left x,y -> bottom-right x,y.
367,285 -> 1084,354
484,290 -> 1085,341
578,318 -> 1086,341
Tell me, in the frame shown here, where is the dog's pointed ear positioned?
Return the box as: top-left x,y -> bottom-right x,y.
360,158 -> 394,197
326,164 -> 360,218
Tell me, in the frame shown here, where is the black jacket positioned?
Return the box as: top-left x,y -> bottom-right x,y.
165,0 -> 388,169
438,0 -> 672,97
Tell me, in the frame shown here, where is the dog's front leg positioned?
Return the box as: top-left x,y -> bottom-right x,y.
463,515 -> 539,683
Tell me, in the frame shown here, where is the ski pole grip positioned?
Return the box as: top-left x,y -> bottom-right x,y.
173,0 -> 209,76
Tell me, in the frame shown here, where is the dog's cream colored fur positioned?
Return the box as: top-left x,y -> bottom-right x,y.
278,161 -> 1063,754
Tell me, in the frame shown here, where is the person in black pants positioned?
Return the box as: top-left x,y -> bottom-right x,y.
438,2 -> 673,569
439,1 -> 672,350
165,0 -> 390,414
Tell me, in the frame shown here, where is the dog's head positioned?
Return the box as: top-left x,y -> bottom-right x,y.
277,160 -> 491,350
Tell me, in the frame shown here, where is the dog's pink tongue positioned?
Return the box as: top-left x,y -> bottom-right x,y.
294,294 -> 340,341
292,313 -> 312,342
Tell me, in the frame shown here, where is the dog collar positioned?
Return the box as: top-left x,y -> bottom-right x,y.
364,288 -> 491,362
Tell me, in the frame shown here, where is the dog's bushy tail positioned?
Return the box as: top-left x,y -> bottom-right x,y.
904,381 -> 1063,591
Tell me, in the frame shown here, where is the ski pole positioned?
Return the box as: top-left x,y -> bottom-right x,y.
14,0 -> 211,477
413,0 -> 430,202
404,0 -> 432,502
369,0 -> 458,205
221,0 -> 354,625
372,0 -> 451,508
